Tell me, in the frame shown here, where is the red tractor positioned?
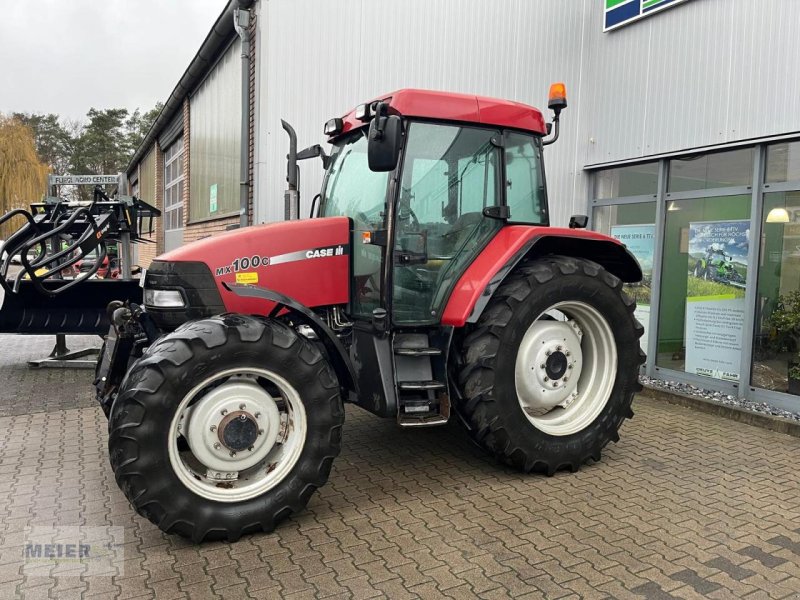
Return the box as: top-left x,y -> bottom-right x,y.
96,86 -> 644,542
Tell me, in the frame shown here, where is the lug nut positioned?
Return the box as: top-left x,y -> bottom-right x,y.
230,451 -> 236,457
177,424 -> 181,431
239,404 -> 246,410
552,381 -> 559,387
210,425 -> 217,432
545,350 -> 552,356
221,409 -> 228,416
258,429 -> 264,436
565,351 -> 571,357
213,442 -> 221,450
255,412 -> 261,419
563,377 -> 569,382
248,446 -> 254,452
539,364 -> 545,369
568,364 -> 573,370
544,376 -> 549,382
557,345 -> 563,351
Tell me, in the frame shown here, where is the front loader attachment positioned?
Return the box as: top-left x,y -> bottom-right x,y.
0,191 -> 160,298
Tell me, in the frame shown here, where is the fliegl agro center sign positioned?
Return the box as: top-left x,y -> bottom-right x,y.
604,0 -> 691,32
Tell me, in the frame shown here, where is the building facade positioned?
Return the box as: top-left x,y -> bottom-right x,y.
129,0 -> 800,411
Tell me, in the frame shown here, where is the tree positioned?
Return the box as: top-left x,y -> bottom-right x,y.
12,112 -> 74,176
71,107 -> 131,177
0,115 -> 49,239
125,102 -> 163,156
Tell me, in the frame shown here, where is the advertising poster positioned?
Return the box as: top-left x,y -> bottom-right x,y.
610,224 -> 654,353
685,220 -> 749,381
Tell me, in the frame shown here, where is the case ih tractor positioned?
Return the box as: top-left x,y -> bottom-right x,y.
96,86 -> 644,542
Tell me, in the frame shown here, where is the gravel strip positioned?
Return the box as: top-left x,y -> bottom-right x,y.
640,375 -> 800,422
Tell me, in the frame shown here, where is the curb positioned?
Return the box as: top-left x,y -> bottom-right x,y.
638,384 -> 800,439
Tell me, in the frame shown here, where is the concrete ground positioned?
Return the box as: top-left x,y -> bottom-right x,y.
1,334 -> 799,600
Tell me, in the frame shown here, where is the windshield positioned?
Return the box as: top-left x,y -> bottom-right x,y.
320,132 -> 390,228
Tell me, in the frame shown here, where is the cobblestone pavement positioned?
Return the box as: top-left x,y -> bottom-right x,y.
1,335 -> 799,599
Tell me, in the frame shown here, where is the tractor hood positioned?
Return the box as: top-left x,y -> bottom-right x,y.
144,217 -> 351,325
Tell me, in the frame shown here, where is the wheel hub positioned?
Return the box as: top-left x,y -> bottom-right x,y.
219,411 -> 260,452
182,379 -> 281,472
515,319 -> 584,412
544,351 -> 569,381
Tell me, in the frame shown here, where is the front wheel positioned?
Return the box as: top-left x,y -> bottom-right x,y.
109,314 -> 343,542
457,256 -> 644,474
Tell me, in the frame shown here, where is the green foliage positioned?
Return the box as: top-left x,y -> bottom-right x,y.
686,277 -> 746,299
769,292 -> 800,350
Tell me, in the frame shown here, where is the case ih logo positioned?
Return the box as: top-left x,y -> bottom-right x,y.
215,245 -> 348,277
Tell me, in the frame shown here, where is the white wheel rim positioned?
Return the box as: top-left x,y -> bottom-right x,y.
514,301 -> 617,436
167,367 -> 307,503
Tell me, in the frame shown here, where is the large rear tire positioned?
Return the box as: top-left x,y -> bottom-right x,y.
457,256 -> 644,474
108,314 -> 343,542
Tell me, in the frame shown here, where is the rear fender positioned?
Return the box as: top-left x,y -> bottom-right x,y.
441,226 -> 642,327
223,283 -> 357,394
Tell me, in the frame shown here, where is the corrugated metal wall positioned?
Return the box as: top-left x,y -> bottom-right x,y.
190,39 -> 242,221
254,0 -> 800,224
254,0 -> 590,226
138,147 -> 156,206
580,0 -> 800,168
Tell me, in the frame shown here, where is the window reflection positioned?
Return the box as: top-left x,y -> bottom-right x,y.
752,191 -> 800,394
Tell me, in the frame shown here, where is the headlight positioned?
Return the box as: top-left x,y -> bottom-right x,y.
144,288 -> 185,308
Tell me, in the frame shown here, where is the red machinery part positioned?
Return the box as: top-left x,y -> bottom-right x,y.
441,226 -> 636,327
333,89 -> 548,139
157,217 -> 351,315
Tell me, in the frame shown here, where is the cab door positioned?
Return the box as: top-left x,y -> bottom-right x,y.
392,122 -> 503,325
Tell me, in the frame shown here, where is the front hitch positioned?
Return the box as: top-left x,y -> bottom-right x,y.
94,302 -> 160,416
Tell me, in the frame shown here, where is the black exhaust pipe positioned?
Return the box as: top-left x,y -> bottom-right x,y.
281,120 -> 299,220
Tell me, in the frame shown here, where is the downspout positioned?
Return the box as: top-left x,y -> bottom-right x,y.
234,1 -> 253,228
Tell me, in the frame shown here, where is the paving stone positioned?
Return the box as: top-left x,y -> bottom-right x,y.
1,334 -> 799,599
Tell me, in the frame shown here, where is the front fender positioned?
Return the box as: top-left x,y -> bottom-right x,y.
441,226 -> 642,327
223,283 -> 357,393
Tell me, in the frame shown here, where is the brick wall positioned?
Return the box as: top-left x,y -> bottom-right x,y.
154,144 -> 165,256
247,10 -> 257,225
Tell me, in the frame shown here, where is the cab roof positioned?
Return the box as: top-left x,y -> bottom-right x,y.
335,89 -> 548,139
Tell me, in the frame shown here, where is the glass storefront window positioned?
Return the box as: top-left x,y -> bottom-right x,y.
594,162 -> 658,199
656,195 -> 751,381
766,142 -> 800,184
751,191 -> 800,394
668,148 -> 754,192
593,202 -> 656,354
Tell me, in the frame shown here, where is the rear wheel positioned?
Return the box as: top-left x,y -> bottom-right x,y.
457,256 -> 644,474
109,314 -> 343,542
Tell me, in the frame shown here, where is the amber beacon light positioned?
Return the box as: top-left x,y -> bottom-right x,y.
548,82 -> 567,112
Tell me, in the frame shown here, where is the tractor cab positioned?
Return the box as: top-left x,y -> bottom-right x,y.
303,89 -> 564,423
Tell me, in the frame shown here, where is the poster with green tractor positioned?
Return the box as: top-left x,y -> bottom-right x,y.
685,220 -> 749,381
688,220 -> 748,296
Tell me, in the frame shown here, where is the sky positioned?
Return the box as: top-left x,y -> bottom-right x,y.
0,0 -> 228,122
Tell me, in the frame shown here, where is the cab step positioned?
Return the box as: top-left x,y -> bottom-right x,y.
394,347 -> 441,356
398,380 -> 446,391
398,413 -> 450,427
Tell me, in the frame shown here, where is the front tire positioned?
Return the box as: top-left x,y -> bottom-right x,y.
457,256 -> 644,474
109,314 -> 343,542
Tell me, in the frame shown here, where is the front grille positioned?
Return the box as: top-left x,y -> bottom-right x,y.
144,260 -> 225,331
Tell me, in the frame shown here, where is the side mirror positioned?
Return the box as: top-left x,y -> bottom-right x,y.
368,103 -> 402,172
569,214 -> 588,229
